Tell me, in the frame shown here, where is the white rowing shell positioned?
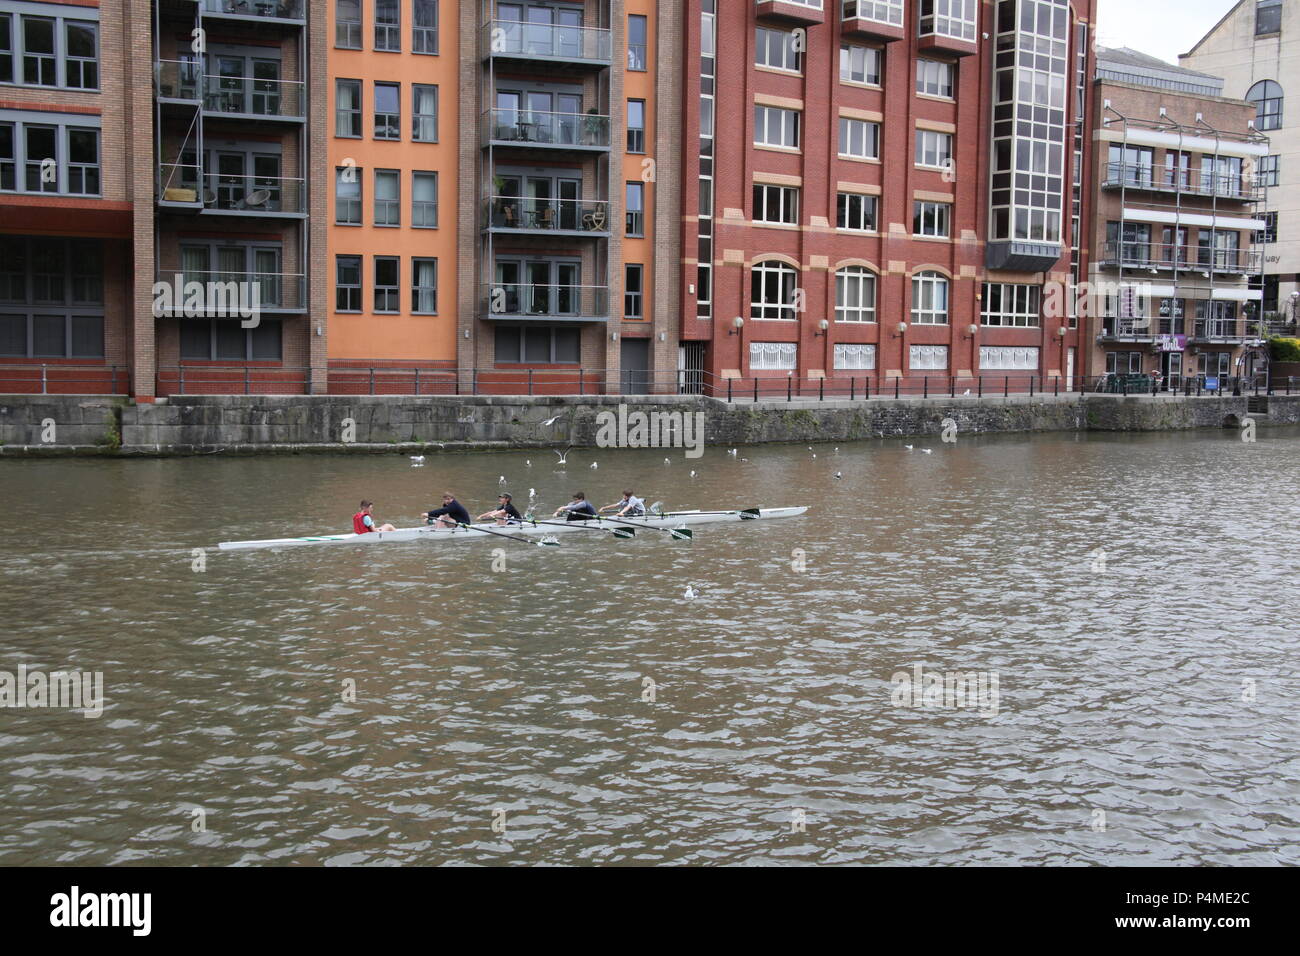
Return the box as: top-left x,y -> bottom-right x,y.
216,507 -> 808,551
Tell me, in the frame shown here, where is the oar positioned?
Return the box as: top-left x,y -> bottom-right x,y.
524,515 -> 635,539
597,513 -> 693,540
454,522 -> 560,547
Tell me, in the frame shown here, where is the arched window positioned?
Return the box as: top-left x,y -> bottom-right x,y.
1246,80 -> 1283,131
750,260 -> 798,320
911,271 -> 949,325
835,266 -> 877,323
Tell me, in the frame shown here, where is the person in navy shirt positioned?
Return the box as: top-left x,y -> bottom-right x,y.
424,493 -> 472,528
477,493 -> 522,526
553,491 -> 598,521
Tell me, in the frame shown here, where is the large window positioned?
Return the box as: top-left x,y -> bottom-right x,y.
980,346 -> 1039,370
751,261 -> 798,320
1256,0 -> 1282,35
837,192 -> 878,232
336,255 -> 361,312
913,201 -> 951,237
840,44 -> 880,85
915,129 -> 952,169
1258,154 -> 1279,187
624,264 -> 643,318
374,256 -> 399,313
180,320 -> 281,361
0,119 -> 100,196
753,183 -> 798,225
627,99 -> 646,153
915,59 -> 953,97
981,283 -> 1041,327
911,271 -> 949,325
0,13 -> 98,90
1256,211 -> 1278,244
757,27 -> 802,73
844,1 -> 904,26
834,344 -> 876,371
909,345 -> 949,370
1246,80 -> 1283,131
749,342 -> 797,370
495,325 -> 581,363
918,0 -> 977,42
0,237 -> 104,358
413,0 -> 439,54
412,84 -> 438,141
374,169 -> 399,226
625,181 -> 644,236
412,258 -> 437,314
336,1 -> 361,50
755,106 -> 800,149
64,20 -> 97,90
375,82 -> 400,139
838,117 -> 878,159
412,170 -> 437,228
836,266 -> 876,323
335,166 -> 362,224
375,0 -> 401,52
628,15 -> 647,71
336,79 -> 362,137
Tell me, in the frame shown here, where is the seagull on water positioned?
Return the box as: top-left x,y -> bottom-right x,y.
590,461 -> 598,470
904,445 -> 914,451
920,448 -> 933,454
525,459 -> 532,467
689,470 -> 697,478
728,448 -> 738,456
664,457 -> 671,464
499,475 -> 508,486
684,584 -> 698,601
554,446 -> 572,465
834,471 -> 843,480
410,455 -> 425,464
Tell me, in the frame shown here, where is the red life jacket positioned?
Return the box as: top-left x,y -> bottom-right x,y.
353,511 -> 372,534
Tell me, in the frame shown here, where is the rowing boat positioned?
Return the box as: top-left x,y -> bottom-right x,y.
216,506 -> 808,551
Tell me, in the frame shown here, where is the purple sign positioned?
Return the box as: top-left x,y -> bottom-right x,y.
1155,334 -> 1187,352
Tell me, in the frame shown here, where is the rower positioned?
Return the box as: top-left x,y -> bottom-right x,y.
554,491 -> 598,521
353,500 -> 396,534
477,492 -> 522,526
423,492 -> 472,529
600,489 -> 646,518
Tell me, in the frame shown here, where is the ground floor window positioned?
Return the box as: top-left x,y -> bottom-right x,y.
179,319 -> 282,361
1200,351 -> 1231,377
909,344 -> 948,370
1105,351 -> 1144,375
493,324 -> 581,364
0,311 -> 103,357
979,346 -> 1039,370
749,341 -> 797,370
833,343 -> 875,370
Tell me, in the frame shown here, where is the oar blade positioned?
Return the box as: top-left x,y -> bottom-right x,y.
536,535 -> 561,547
613,528 -> 636,539
670,526 -> 693,540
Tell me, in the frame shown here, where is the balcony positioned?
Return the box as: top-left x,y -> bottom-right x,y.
483,197 -> 611,237
479,19 -> 611,70
917,9 -> 979,57
155,270 -> 307,313
157,165 -> 305,216
841,0 -> 905,41
482,109 -> 610,152
756,0 -> 826,26
201,0 -> 304,25
1097,241 -> 1262,275
1191,319 -> 1246,343
481,283 -> 609,323
1098,316 -> 1156,342
1101,162 -> 1262,202
154,62 -> 305,120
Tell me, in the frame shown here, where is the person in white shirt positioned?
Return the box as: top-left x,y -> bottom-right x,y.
600,490 -> 645,517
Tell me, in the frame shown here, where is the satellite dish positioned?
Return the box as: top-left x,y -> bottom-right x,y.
246,189 -> 272,207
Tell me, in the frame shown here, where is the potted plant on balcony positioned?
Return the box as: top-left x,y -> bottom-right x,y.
582,108 -> 606,146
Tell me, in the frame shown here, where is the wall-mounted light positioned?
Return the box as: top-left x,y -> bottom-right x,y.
463,329 -> 470,339
315,325 -> 323,337
815,319 -> 829,337
1056,326 -> 1067,337
659,331 -> 666,342
611,331 -> 619,342
729,316 -> 744,336
894,321 -> 908,337
963,323 -> 979,339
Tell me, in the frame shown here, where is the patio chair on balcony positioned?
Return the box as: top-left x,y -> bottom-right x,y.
582,207 -> 606,231
539,207 -> 555,229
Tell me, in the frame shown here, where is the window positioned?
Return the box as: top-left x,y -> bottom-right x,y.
980,346 -> 1039,370
918,0 -> 977,42
755,106 -> 800,149
0,237 -> 104,358
628,15 -> 647,71
625,182 -> 644,236
913,201 -> 951,237
412,84 -> 438,141
837,192 -> 878,231
413,0 -> 439,54
1258,154 -> 1279,187
836,266 -> 876,323
179,320 -> 281,362
627,99 -> 646,153
495,326 -> 581,364
336,0 -> 361,49
412,171 -> 437,228
64,21 -> 98,90
1105,351 -> 1145,375
840,44 -> 880,86
412,258 -> 437,313
374,257 -> 399,313
0,15 -> 11,84
1256,211 -> 1278,244
336,166 -> 362,224
66,128 -> 99,195
336,79 -> 362,137
0,120 -> 101,197
916,59 -> 953,97
753,183 -> 798,225
1246,80 -> 1282,131
749,342 -> 797,370
375,169 -> 399,226
838,117 -> 878,159
376,0 -> 400,52
751,261 -> 798,320
915,129 -> 952,169
336,255 -> 361,312
843,1 -> 904,26
757,27 -> 802,73
911,271 -> 949,324
22,16 -> 55,86
1109,143 -> 1154,186
834,344 -> 876,370
981,283 -> 1041,327
1256,0 -> 1282,35
625,264 -> 644,318
375,82 -> 400,139
909,345 -> 949,370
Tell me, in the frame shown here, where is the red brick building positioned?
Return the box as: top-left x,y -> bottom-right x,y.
677,0 -> 1097,393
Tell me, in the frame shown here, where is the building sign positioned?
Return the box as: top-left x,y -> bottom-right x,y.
1154,334 -> 1186,352
1205,376 -> 1219,390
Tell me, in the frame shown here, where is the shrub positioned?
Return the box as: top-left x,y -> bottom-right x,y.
1269,337 -> 1300,362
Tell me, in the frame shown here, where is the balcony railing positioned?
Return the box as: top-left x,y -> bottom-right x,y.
155,60 -> 201,101
483,109 -> 610,149
480,18 -> 611,66
156,270 -> 306,312
1101,161 -> 1261,201
1099,316 -> 1156,339
1099,241 -> 1262,273
154,62 -> 304,118
1192,319 -> 1245,341
481,283 -> 610,321
157,164 -> 304,213
202,0 -> 304,21
484,196 -> 611,233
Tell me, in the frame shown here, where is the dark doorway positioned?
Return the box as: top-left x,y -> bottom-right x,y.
621,337 -> 650,394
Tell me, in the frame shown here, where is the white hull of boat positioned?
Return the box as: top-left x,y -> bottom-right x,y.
216,507 -> 808,551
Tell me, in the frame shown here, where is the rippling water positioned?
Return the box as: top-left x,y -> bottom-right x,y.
1,428 -> 1298,865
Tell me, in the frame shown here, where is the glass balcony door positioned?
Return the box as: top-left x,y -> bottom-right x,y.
215,153 -> 246,208
251,59 -> 281,115
215,57 -> 246,113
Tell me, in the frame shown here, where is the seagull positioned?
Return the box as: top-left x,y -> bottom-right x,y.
963,389 -> 972,396
683,584 -> 698,601
834,447 -> 839,454
499,475 -> 507,486
834,471 -> 842,480
904,445 -> 914,451
728,448 -> 737,456
554,447 -> 572,465
664,457 -> 671,464
541,415 -> 561,427
410,455 -> 425,464
689,470 -> 696,478
590,461 -> 598,470
920,448 -> 933,454
525,459 -> 532,467
811,453 -> 816,459
529,488 -> 536,500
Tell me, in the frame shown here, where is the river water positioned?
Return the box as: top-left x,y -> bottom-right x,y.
1,429 -> 1297,866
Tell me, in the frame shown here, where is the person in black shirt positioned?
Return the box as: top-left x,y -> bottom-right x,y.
424,492 -> 472,529
477,493 -> 522,526
553,491 -> 598,521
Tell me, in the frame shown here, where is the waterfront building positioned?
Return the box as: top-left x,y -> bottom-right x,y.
1089,46 -> 1271,387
